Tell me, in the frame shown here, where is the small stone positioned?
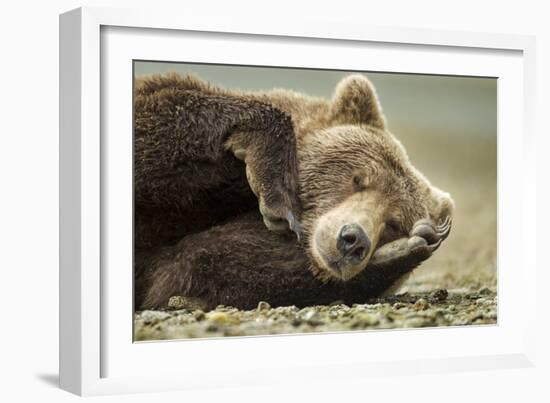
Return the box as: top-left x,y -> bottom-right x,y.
139,310 -> 171,324
329,311 -> 339,319
291,317 -> 302,327
393,302 -> 407,309
430,289 -> 449,302
167,296 -> 187,310
479,287 -> 492,295
467,313 -> 484,323
193,310 -> 205,321
206,311 -> 232,324
486,310 -> 497,320
475,297 -> 491,305
414,298 -> 429,310
257,301 -> 271,311
167,296 -> 207,311
298,309 -> 323,326
302,310 -> 315,320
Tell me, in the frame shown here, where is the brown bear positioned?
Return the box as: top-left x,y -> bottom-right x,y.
134,72 -> 454,310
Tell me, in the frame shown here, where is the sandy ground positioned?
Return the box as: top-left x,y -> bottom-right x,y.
134,132 -> 497,341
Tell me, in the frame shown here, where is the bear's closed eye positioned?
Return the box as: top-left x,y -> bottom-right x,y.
352,175 -> 367,192
386,220 -> 401,233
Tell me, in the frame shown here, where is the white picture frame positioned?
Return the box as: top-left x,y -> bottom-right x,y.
59,6 -> 537,396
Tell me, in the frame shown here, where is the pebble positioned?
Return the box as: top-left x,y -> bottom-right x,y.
414,298 -> 430,310
393,302 -> 407,310
193,310 -> 205,321
430,289 -> 449,302
475,297 -> 495,306
257,301 -> 271,311
298,309 -> 323,326
479,287 -> 493,295
134,287 -> 498,341
139,310 -> 171,324
206,311 -> 233,325
291,317 -> 302,327
167,296 -> 187,310
351,313 -> 380,328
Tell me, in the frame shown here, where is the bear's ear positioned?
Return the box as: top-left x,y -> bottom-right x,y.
330,74 -> 386,130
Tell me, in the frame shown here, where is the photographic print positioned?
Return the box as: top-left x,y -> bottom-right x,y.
133,62 -> 497,341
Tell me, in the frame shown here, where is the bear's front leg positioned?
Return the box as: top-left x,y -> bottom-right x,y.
224,124 -> 301,237
135,89 -> 301,239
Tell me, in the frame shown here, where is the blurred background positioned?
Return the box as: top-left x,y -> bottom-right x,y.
135,62 -> 497,293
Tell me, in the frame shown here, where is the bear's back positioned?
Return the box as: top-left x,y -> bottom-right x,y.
135,73 -> 333,141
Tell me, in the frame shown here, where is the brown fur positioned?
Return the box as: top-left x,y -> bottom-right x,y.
134,75 -> 300,248
137,211 -> 428,310
134,73 -> 454,309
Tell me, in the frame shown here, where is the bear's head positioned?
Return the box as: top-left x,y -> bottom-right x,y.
297,75 -> 454,281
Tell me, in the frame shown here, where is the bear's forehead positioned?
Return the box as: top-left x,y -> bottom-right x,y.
298,125 -> 436,229
300,125 -> 412,176
299,124 -> 428,206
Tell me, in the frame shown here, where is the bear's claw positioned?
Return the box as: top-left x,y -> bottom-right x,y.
259,198 -> 302,240
287,211 -> 302,241
234,146 -> 301,240
410,216 -> 452,246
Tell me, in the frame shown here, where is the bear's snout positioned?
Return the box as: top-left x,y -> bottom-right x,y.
336,224 -> 371,265
309,190 -> 386,281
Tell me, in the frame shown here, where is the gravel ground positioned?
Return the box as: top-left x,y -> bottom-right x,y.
134,132 -> 497,341
134,286 -> 496,341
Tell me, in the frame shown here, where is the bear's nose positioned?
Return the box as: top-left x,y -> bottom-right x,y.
336,223 -> 371,264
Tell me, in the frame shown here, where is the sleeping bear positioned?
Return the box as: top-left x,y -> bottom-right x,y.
134,73 -> 454,310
